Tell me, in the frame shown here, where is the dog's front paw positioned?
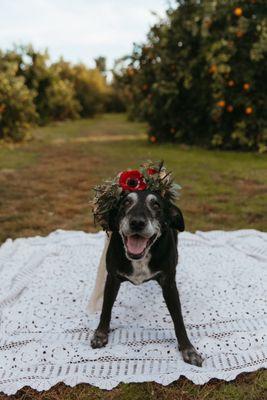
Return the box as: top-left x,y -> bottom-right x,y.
181,346 -> 203,367
91,330 -> 108,348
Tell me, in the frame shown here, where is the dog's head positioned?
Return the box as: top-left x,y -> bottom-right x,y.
107,190 -> 184,260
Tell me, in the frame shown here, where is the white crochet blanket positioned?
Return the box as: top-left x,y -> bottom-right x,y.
0,230 -> 266,395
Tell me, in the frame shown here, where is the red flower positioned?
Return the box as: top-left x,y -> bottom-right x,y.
119,170 -> 147,191
147,168 -> 158,175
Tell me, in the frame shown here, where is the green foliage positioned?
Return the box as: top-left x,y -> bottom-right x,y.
41,78 -> 81,122
94,56 -> 107,74
73,65 -> 109,117
104,90 -> 126,113
118,0 -> 267,151
19,47 -> 80,123
55,60 -> 110,117
0,46 -> 122,141
0,58 -> 37,141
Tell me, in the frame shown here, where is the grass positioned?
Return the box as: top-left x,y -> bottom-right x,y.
0,113 -> 266,399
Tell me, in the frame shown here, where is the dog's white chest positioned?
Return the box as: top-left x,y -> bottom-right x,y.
123,254 -> 158,285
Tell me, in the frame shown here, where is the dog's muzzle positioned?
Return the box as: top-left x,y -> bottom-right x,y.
120,217 -> 158,260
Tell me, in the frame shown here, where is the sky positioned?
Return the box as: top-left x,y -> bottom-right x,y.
0,0 -> 174,69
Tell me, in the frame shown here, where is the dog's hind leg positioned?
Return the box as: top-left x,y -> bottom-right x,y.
91,273 -> 121,348
86,233 -> 110,313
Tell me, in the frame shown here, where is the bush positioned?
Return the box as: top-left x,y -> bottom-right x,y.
0,61 -> 37,141
40,78 -> 81,122
55,61 -> 110,117
19,47 -> 81,124
72,65 -> 108,117
104,89 -> 126,113
120,0 -> 267,151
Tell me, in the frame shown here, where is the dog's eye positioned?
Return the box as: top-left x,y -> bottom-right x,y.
152,201 -> 160,210
124,199 -> 132,207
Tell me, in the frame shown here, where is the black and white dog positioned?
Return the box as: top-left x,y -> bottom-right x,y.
90,190 -> 203,366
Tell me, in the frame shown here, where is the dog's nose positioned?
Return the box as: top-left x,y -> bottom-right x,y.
129,217 -> 146,231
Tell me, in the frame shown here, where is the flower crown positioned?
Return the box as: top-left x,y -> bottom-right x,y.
91,160 -> 181,231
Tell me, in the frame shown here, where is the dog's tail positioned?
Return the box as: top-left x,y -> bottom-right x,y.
86,233 -> 110,313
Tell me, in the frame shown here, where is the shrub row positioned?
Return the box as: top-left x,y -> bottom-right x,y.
0,46 -> 124,141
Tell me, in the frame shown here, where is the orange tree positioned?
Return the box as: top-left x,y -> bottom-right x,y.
118,0 -> 266,151
54,59 -> 110,117
0,56 -> 37,141
18,47 -> 81,124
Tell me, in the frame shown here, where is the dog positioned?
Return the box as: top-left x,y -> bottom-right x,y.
90,189 -> 203,367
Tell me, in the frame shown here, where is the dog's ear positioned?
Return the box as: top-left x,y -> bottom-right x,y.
106,208 -> 118,232
166,202 -> 185,231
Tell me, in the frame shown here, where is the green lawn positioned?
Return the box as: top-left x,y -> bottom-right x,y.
0,113 -> 266,399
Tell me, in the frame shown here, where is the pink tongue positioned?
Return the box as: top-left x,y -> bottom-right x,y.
127,236 -> 149,255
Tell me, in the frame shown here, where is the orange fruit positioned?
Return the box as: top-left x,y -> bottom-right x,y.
127,68 -> 135,77
209,64 -> 217,74
217,100 -> 226,107
243,83 -> 250,90
234,7 -> 243,17
150,135 -> 157,143
205,20 -> 212,28
227,105 -> 234,112
245,107 -> 253,115
228,80 -> 235,87
236,31 -> 244,38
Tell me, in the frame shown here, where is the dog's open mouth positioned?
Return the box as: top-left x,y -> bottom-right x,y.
124,234 -> 157,259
